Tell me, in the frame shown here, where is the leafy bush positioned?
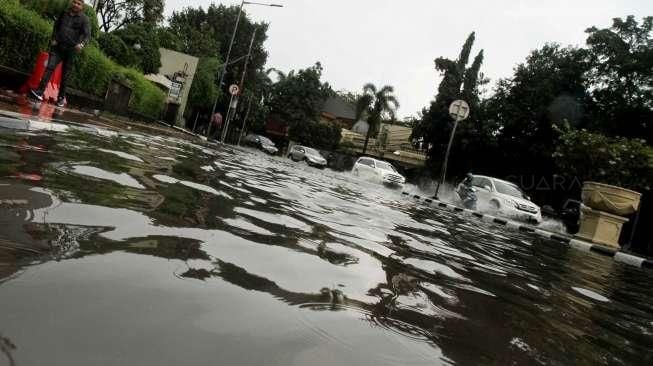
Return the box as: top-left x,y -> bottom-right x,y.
553,125 -> 652,191
67,43 -> 115,96
98,32 -> 137,68
188,57 -> 221,110
289,122 -> 341,150
20,0 -> 100,39
116,68 -> 165,118
0,1 -> 50,69
1,2 -> 164,119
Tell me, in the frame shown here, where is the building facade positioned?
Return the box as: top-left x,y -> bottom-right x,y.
157,48 -> 198,126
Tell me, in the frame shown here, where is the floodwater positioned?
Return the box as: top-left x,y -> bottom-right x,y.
1,114 -> 652,366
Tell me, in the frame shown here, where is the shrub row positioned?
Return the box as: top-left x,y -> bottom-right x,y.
289,121 -> 342,150
0,1 -> 164,119
553,126 -> 652,192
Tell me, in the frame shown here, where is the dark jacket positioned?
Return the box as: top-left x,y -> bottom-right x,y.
52,11 -> 91,49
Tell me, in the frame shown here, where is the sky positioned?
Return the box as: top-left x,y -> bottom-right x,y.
164,0 -> 652,118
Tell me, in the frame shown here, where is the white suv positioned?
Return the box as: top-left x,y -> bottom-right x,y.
352,157 -> 405,187
459,175 -> 542,223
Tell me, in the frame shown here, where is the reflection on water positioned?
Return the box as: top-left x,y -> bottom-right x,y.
1,116 -> 652,366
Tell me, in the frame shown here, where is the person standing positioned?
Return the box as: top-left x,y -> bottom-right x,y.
210,112 -> 223,140
30,0 -> 90,107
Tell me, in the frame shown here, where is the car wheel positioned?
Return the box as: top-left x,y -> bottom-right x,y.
489,200 -> 500,211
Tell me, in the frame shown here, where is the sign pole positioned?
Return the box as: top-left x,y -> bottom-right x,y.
221,84 -> 240,143
433,100 -> 470,199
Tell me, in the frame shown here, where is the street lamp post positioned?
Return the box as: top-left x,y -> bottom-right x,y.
206,0 -> 283,141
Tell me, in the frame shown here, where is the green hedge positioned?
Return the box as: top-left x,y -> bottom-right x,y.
20,0 -> 100,39
554,126 -> 652,192
98,32 -> 137,68
0,1 -> 164,119
118,68 -> 166,118
0,0 -> 50,68
289,122 -> 342,150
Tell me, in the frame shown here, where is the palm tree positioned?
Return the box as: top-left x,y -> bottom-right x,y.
357,83 -> 399,154
265,68 -> 295,82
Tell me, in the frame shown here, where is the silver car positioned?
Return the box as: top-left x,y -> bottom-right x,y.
288,145 -> 327,168
243,134 -> 279,155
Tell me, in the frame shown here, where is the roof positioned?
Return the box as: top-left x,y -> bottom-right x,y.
321,97 -> 356,120
144,74 -> 172,90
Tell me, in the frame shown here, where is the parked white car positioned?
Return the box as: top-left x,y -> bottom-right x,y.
352,157 -> 405,187
458,175 -> 542,224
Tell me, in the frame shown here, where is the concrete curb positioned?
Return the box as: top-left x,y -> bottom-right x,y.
401,192 -> 651,270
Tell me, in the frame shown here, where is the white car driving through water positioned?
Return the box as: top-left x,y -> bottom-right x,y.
458,174 -> 542,224
352,157 -> 405,187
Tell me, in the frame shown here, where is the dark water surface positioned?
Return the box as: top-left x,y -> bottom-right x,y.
1,115 -> 652,365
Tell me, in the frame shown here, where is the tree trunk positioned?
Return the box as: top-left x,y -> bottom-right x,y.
362,126 -> 371,154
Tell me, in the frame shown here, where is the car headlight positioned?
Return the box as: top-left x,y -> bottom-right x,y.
501,197 -> 518,208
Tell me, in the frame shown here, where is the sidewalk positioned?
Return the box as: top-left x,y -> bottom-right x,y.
0,88 -> 200,140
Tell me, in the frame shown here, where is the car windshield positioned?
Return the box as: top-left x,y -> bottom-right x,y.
304,147 -> 320,156
375,161 -> 397,172
494,180 -> 527,199
258,136 -> 274,145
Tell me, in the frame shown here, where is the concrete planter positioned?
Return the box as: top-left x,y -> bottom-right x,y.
577,207 -> 629,248
581,181 -> 641,216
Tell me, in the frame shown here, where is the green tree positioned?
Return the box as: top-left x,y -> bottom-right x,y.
483,44 -> 592,183
96,0 -> 164,32
98,32 -> 137,67
288,122 -> 341,150
167,5 -> 269,89
188,57 -> 223,110
111,22 -> 161,74
155,27 -> 183,52
414,32 -> 488,175
356,83 -> 399,154
266,62 -> 333,129
585,16 -> 653,140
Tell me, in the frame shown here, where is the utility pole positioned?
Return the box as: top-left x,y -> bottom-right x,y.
207,0 -> 245,141
206,1 -> 282,141
238,96 -> 254,145
221,28 -> 258,143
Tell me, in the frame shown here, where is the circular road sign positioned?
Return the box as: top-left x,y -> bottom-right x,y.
229,84 -> 240,96
449,100 -> 470,122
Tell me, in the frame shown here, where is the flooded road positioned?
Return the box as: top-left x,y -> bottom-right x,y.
1,114 -> 652,365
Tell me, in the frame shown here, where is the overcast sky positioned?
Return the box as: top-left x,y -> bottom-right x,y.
164,0 -> 652,118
